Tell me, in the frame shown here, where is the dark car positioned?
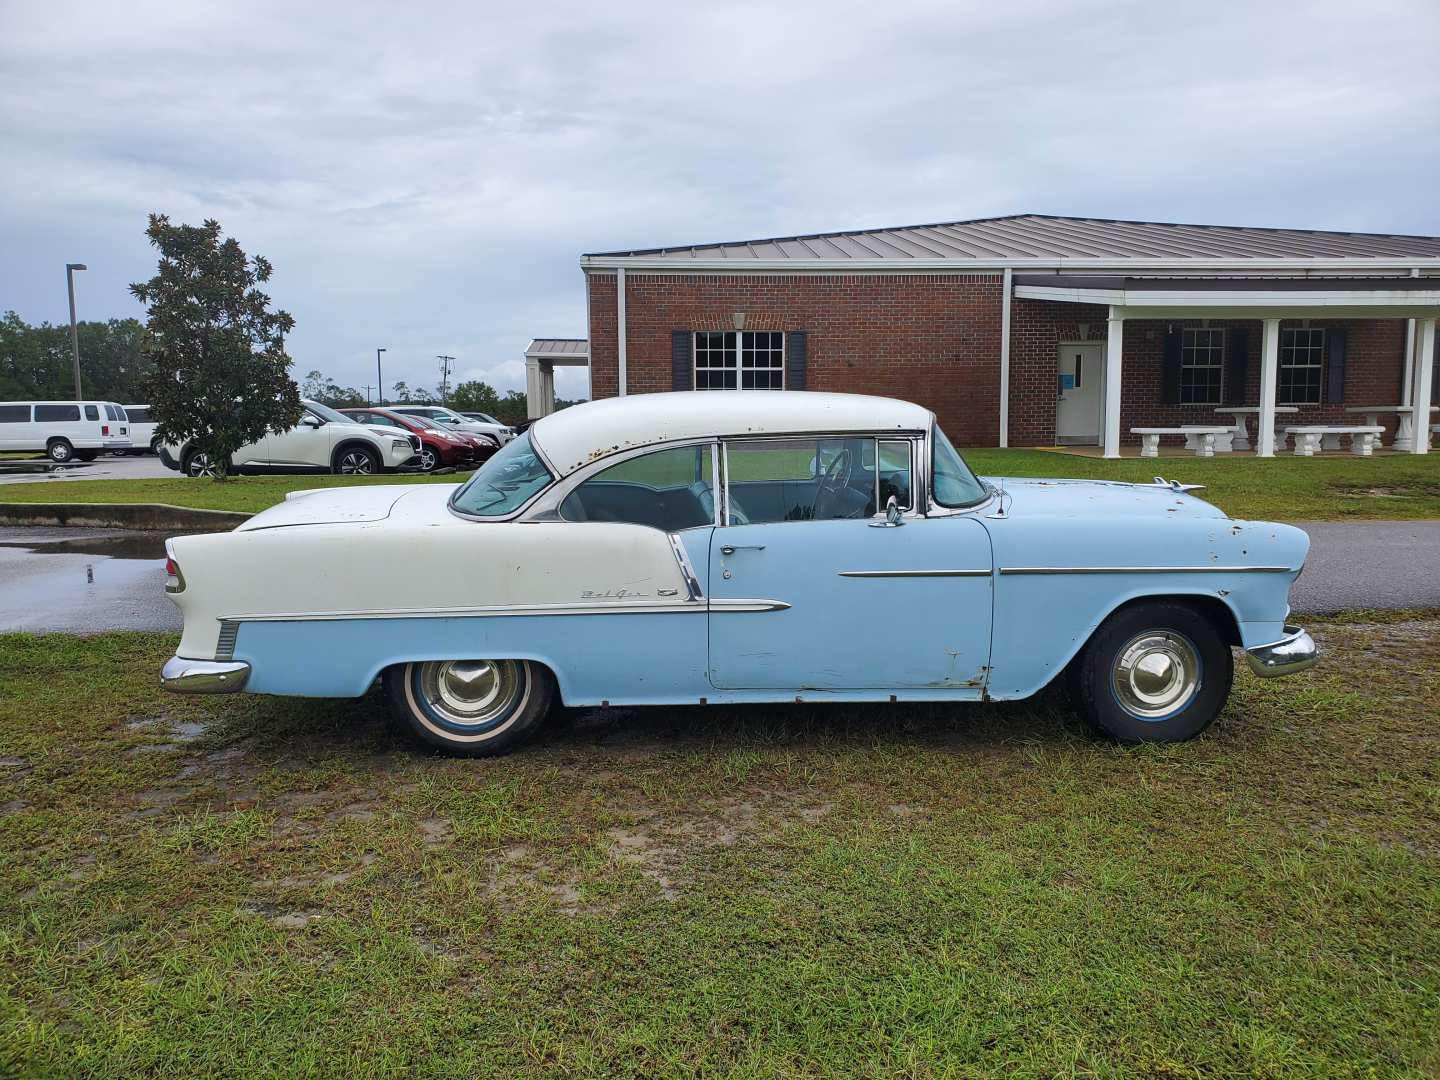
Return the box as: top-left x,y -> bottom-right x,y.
340,408 -> 496,472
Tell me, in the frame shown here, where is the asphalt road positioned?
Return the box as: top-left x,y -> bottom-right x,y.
0,454 -> 173,485
0,521 -> 1436,634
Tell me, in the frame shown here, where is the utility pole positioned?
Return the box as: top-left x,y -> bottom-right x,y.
66,263 -> 87,399
376,347 -> 386,403
362,384 -> 375,404
436,355 -> 455,404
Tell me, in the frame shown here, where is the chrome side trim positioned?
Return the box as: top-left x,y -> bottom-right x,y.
218,598 -> 790,622
668,533 -> 705,600
709,599 -> 791,613
1245,625 -> 1319,678
161,657 -> 251,694
838,569 -> 991,578
997,565 -> 1293,576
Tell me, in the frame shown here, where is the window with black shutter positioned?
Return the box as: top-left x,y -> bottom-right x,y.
693,331 -> 784,390
1179,328 -> 1224,404
1279,328 -> 1325,404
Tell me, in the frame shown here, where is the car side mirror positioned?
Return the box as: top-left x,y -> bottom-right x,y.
300,416 -> 322,428
870,494 -> 904,528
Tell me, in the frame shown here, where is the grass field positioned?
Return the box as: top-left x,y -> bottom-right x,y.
1,448 -> 1437,520
2,617 -> 1438,1077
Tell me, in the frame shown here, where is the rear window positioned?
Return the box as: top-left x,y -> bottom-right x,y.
125,407 -> 151,423
0,405 -> 29,423
35,405 -> 81,423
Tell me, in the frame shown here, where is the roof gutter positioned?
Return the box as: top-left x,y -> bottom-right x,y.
581,255 -> 1440,273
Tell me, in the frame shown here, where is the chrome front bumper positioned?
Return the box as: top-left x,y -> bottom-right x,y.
1245,625 -> 1319,678
161,656 -> 251,694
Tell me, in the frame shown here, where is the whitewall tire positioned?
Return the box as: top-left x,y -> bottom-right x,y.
383,658 -> 556,756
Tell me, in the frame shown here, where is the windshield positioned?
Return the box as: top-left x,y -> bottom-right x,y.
451,431 -> 553,517
306,401 -> 352,425
931,425 -> 988,508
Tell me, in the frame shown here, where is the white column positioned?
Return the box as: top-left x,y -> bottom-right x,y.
616,267 -> 627,396
1257,318 -> 1281,457
1102,307 -> 1123,459
1413,317 -> 1435,455
998,267 -> 1012,447
525,357 -> 544,419
539,362 -> 556,417
1401,318 -> 1416,407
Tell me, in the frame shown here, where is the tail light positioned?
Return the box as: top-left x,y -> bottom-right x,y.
102,424 -> 110,435
164,546 -> 185,593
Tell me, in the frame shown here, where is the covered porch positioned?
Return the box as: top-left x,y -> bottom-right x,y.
1011,276 -> 1440,458
524,338 -> 589,419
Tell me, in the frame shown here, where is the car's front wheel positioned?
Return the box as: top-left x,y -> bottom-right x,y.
418,446 -> 439,472
1071,600 -> 1232,743
383,659 -> 556,756
334,445 -> 380,474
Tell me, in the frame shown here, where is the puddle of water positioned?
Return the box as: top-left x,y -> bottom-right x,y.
0,533 -> 169,559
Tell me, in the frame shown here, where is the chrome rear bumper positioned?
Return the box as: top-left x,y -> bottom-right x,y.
1245,625 -> 1319,678
161,656 -> 251,694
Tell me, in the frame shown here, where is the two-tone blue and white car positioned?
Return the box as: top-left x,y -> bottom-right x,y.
161,391 -> 1318,755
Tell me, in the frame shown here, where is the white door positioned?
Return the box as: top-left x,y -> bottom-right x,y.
1055,343 -> 1104,444
260,415 -> 332,468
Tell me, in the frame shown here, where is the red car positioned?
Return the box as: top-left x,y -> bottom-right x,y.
340,408 -> 498,472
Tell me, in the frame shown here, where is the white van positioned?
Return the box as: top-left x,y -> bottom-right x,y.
0,401 -> 133,462
123,405 -> 158,454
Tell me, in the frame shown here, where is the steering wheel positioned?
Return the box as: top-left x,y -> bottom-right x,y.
813,447 -> 853,519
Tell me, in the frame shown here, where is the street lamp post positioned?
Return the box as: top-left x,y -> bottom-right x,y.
66,263 -> 87,399
376,347 -> 387,404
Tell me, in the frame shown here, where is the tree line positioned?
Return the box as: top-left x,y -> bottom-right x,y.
0,312 -> 152,402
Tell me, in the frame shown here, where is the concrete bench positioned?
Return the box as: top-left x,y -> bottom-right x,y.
1131,426 -> 1230,458
1285,426 -> 1384,457
1181,426 -> 1235,453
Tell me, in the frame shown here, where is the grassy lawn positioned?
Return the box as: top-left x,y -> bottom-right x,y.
2,618 -> 1438,1077
2,450 -> 1438,521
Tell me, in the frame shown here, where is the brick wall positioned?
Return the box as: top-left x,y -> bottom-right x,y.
588,271 -> 1412,447
586,272 -> 1004,444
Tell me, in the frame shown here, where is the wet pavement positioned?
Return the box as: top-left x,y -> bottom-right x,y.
0,528 -> 179,632
0,454 -> 173,485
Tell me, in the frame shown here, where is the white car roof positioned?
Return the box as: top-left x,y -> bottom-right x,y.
531,391 -> 933,477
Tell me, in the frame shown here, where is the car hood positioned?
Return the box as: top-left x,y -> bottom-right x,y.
979,476 -> 1230,521
235,483 -> 461,531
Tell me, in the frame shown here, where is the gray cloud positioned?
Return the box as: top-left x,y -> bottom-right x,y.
2,0 -> 1437,399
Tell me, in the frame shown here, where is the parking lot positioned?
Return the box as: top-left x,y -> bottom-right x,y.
0,453 -> 173,485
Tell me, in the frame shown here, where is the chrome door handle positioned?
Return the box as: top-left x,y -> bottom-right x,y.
720,544 -> 765,555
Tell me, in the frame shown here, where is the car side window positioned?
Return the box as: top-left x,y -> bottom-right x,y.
877,440 -> 912,510
85,405 -> 99,420
560,444 -> 716,531
35,405 -> 81,423
724,437 -> 878,525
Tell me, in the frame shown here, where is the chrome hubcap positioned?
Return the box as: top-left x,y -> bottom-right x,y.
420,449 -> 437,470
340,452 -> 373,474
420,659 -> 523,728
1112,632 -> 1200,719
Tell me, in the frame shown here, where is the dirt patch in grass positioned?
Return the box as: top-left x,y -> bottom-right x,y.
2,626 -> 1439,1078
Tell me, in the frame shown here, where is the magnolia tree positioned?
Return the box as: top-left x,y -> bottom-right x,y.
131,215 -> 301,480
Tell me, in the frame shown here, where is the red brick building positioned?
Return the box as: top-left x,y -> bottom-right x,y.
577,215 -> 1440,456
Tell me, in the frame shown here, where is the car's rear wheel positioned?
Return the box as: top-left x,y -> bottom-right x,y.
383,659 -> 555,756
334,445 -> 379,474
46,438 -> 74,463
1072,600 -> 1232,743
182,449 -> 228,478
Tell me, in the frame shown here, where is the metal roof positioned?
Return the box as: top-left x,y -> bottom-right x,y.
585,214 -> 1440,265
525,338 -> 589,358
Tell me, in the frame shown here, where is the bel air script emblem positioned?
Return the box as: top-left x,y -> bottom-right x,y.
581,588 -> 650,600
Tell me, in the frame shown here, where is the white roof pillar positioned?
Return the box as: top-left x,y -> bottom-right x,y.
1412,317 -> 1435,455
1102,307 -> 1124,458
998,268 -> 1012,448
1257,318 -> 1282,458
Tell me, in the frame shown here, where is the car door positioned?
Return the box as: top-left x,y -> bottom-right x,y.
707,435 -> 993,691
260,410 -> 333,468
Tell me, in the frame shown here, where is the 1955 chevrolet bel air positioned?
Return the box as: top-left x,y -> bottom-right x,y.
161,391 -> 1318,754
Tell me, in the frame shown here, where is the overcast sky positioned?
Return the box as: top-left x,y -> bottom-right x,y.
3,0 -> 1438,400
